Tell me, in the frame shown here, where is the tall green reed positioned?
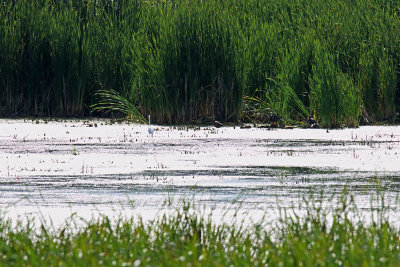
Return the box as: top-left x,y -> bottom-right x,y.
1,0 -> 399,126
359,44 -> 397,122
134,1 -> 241,123
309,41 -> 361,127
0,0 -> 141,116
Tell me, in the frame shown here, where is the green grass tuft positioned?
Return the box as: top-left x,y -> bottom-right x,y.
0,191 -> 399,266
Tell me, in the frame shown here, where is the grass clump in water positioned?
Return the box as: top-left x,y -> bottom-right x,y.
91,89 -> 147,124
0,192 -> 400,266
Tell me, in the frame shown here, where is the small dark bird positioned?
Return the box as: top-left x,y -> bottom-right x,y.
269,113 -> 280,127
307,116 -> 319,128
269,113 -> 280,122
213,121 -> 223,128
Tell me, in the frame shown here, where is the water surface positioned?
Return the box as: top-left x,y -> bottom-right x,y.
1,119 -> 399,225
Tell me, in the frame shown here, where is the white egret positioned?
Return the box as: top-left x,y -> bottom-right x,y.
148,114 -> 154,137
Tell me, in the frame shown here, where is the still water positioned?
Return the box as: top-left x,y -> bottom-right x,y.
0,119 -> 399,226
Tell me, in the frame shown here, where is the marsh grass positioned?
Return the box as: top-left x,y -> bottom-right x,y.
134,2 -> 241,123
1,190 -> 400,266
308,42 -> 362,127
1,0 -> 399,126
91,89 -> 146,124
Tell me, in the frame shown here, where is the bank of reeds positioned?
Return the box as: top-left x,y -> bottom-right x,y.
1,0 -> 399,126
0,191 -> 399,266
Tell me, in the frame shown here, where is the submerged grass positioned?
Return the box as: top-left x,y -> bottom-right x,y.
1,0 -> 399,126
1,191 -> 400,266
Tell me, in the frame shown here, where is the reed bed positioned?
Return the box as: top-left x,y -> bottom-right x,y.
0,192 -> 399,266
1,0 -> 399,126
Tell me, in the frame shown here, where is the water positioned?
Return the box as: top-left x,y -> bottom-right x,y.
1,119 -> 400,226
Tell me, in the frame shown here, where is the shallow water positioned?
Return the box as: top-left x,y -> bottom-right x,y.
1,119 -> 400,226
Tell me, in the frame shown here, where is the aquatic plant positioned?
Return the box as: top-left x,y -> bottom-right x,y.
91,89 -> 146,124
0,190 -> 399,266
134,1 -> 241,123
0,0 -> 399,126
244,78 -> 309,124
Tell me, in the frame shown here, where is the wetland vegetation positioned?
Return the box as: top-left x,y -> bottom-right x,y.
1,1 -> 400,265
1,191 -> 400,266
1,0 -> 400,126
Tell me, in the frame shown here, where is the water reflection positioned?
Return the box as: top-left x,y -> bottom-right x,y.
0,119 -> 399,225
